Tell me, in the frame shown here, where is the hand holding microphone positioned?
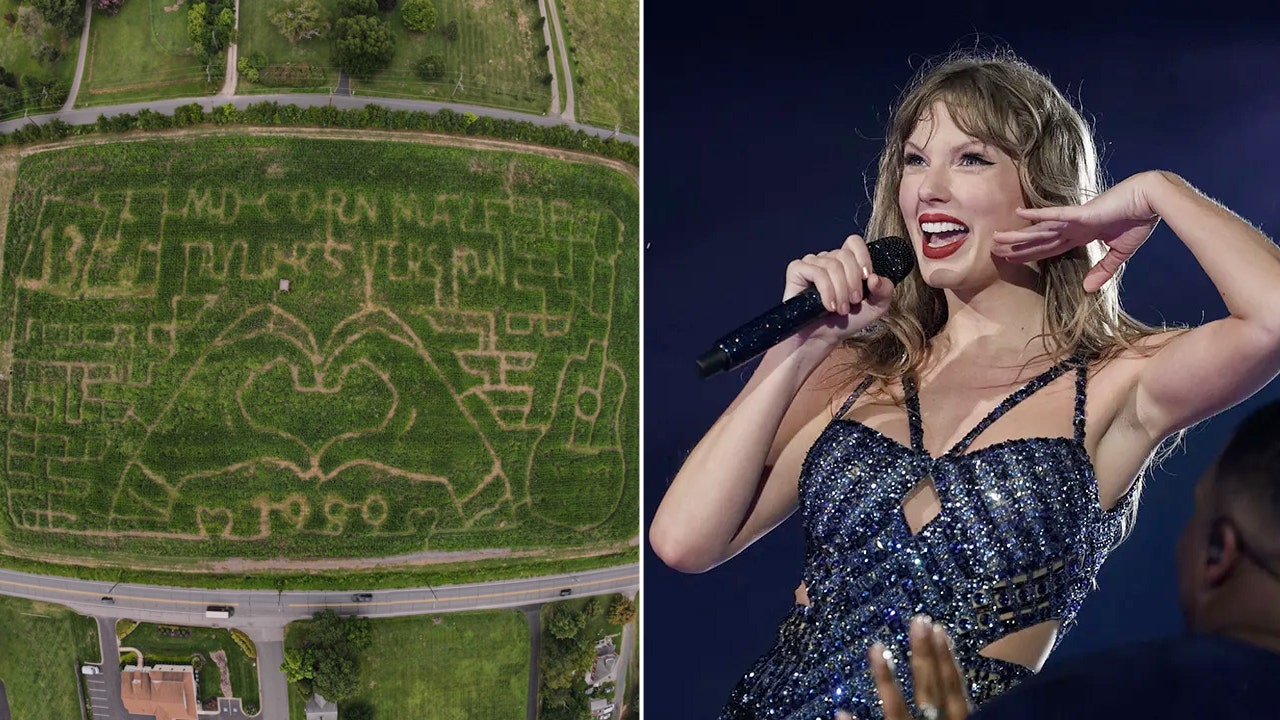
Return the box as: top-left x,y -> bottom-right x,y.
696,235 -> 915,378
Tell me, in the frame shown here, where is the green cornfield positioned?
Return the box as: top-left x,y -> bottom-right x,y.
0,133 -> 638,565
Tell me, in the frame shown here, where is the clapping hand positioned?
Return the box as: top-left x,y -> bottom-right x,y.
834,616 -> 972,720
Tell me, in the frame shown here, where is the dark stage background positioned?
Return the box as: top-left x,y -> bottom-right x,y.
642,3 -> 1280,718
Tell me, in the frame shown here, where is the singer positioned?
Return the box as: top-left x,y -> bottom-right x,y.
648,48 -> 1280,720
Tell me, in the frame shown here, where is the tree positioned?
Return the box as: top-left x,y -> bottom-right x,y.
215,7 -> 236,46
17,6 -> 49,40
415,54 -> 445,81
375,0 -> 397,10
345,615 -> 372,650
336,0 -> 378,17
269,0 -> 330,43
279,648 -> 316,682
607,596 -> 636,625
187,3 -> 209,53
442,19 -> 458,41
401,0 -> 436,32
540,686 -> 589,720
30,0 -> 82,35
547,609 -> 586,640
333,15 -> 394,78
311,647 -> 360,701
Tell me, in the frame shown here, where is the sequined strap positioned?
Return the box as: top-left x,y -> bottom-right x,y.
943,352 -> 1088,457
833,376 -> 876,420
1073,354 -> 1090,443
901,373 -> 926,453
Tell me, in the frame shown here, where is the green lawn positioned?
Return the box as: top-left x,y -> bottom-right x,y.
349,0 -> 550,114
285,610 -> 529,720
0,0 -> 81,119
554,0 -> 637,132
239,1 -> 551,112
118,621 -> 260,712
0,596 -> 100,720
237,0 -> 340,92
2,133 -> 638,566
78,0 -> 221,106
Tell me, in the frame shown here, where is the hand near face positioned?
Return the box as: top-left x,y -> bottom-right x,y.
991,171 -> 1162,292
834,616 -> 972,720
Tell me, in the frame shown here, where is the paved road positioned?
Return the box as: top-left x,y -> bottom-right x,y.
0,92 -> 637,145
218,0 -> 241,98
254,637 -> 287,720
538,0 -> 560,116
543,0 -> 575,122
612,611 -> 635,714
62,0 -> 93,112
0,564 -> 636,629
0,564 -> 636,719
87,616 -> 154,720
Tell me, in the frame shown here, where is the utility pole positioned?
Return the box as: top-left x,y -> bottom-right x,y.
451,70 -> 464,99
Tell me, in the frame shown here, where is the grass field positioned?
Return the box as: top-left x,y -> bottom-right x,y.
237,0 -> 341,92
0,0 -> 82,119
285,609 -> 529,720
555,0 -> 637,133
0,595 -> 100,720
353,0 -> 551,113
118,621 -> 260,711
0,133 -> 638,567
239,0 -> 551,113
78,0 -> 221,106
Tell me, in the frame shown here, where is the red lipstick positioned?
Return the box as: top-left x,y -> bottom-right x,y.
918,213 -> 969,260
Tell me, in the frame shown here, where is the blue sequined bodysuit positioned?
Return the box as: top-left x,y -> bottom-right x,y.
720,353 -> 1140,720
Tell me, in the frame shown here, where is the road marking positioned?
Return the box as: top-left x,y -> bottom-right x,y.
285,573 -> 639,608
0,578 -> 236,607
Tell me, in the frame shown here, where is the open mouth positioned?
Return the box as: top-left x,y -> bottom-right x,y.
919,217 -> 970,259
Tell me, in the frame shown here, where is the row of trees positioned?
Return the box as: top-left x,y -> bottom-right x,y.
0,101 -> 640,165
0,65 -> 68,117
540,595 -> 636,720
187,0 -> 236,82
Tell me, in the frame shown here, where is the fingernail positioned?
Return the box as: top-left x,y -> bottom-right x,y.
872,643 -> 896,672
862,266 -> 870,280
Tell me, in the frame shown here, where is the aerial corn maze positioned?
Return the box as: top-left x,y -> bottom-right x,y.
0,134 -> 638,566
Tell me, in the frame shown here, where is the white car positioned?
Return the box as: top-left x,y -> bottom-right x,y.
81,665 -> 100,675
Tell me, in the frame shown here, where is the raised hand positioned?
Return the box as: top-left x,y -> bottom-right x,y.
991,171 -> 1163,293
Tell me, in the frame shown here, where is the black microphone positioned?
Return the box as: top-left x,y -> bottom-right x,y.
695,236 -> 915,379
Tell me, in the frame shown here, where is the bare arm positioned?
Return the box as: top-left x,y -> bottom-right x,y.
649,235 -> 895,574
1124,172 -> 1280,443
649,337 -> 848,573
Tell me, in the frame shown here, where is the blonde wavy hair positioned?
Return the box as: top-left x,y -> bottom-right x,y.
849,49 -> 1171,385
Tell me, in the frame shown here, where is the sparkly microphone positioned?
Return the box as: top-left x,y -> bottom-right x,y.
695,236 -> 915,379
